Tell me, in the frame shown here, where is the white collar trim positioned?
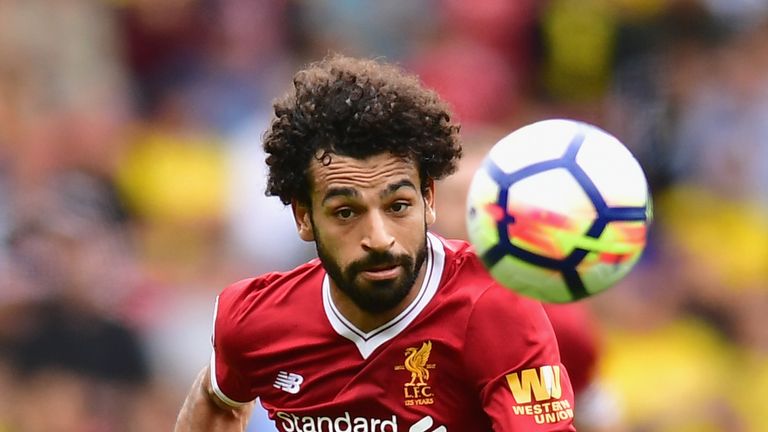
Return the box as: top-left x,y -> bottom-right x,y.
322,232 -> 445,359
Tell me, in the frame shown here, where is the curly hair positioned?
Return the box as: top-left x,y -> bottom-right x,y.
263,55 -> 462,205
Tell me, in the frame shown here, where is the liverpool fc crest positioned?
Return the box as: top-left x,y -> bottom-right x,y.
395,341 -> 436,406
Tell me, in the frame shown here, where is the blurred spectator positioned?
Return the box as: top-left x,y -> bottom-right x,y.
410,36 -> 521,126
295,0 -> 438,59
0,0 -> 765,430
1,173 -> 151,431
409,0 -> 537,126
537,0 -> 618,102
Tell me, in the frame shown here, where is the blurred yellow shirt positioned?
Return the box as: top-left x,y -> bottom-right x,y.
116,130 -> 228,223
729,350 -> 768,432
599,318 -> 736,432
658,185 -> 768,290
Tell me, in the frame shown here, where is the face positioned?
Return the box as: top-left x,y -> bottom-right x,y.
294,152 -> 436,314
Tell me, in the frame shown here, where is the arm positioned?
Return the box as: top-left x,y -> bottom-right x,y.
174,365 -> 255,432
465,287 -> 577,431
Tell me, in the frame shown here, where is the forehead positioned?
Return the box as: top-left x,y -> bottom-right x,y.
309,152 -> 420,196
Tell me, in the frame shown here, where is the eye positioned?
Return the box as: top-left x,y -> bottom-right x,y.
390,202 -> 411,214
334,208 -> 356,220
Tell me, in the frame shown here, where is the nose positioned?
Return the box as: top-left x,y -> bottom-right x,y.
361,210 -> 395,252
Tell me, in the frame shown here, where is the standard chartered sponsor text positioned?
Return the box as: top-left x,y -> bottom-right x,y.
276,411 -> 398,432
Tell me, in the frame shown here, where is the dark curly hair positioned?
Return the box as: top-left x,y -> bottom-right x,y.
263,55 -> 462,205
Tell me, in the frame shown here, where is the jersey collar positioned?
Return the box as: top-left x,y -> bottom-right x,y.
322,232 -> 446,359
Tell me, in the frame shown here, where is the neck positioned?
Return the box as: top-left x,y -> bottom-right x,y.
329,264 -> 427,333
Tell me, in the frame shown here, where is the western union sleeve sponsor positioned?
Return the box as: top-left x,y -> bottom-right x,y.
506,365 -> 562,404
505,365 -> 574,424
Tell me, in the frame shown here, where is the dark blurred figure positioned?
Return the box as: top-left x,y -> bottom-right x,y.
0,172 -> 151,432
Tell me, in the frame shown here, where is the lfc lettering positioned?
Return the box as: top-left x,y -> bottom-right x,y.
404,385 -> 433,399
403,384 -> 434,406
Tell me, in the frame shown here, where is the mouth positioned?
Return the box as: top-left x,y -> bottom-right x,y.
360,264 -> 401,280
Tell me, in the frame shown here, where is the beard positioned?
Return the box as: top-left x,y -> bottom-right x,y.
314,225 -> 428,314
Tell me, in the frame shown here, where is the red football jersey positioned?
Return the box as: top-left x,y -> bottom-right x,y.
211,233 -> 576,431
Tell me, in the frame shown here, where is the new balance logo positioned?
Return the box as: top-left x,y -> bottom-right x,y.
409,415 -> 446,432
274,371 -> 304,394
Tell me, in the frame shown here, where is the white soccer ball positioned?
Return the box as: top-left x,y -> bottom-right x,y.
466,119 -> 652,302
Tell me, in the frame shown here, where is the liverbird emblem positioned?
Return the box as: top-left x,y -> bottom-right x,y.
403,340 -> 433,386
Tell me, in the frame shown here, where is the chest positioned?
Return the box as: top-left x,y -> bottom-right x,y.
250,334 -> 483,428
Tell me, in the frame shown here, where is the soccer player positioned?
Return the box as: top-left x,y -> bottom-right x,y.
175,55 -> 576,431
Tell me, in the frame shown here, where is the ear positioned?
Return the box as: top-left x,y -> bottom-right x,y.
424,179 -> 436,226
292,200 -> 315,242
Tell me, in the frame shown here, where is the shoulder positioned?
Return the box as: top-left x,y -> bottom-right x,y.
216,259 -> 324,327
435,234 -> 493,290
436,233 -> 546,316
430,234 -> 550,338
434,234 -> 554,349
469,284 -> 552,339
433,236 -> 561,386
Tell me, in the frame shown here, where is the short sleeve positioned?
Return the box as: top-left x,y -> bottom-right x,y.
209,284 -> 257,407
463,286 -> 577,431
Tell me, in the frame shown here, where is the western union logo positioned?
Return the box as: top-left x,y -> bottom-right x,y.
506,365 -> 562,404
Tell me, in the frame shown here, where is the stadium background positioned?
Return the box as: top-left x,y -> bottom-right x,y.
0,0 -> 766,430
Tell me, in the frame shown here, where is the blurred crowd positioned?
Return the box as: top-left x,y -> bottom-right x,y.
0,0 -> 766,431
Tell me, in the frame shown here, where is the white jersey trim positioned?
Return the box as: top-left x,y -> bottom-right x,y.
322,232 -> 446,359
209,296 -> 253,408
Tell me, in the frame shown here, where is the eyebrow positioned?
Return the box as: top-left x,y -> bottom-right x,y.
381,179 -> 417,199
320,179 -> 417,206
321,187 -> 359,206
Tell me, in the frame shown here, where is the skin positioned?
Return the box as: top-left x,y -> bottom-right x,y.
174,152 -> 437,431
293,152 -> 437,332
174,366 -> 254,432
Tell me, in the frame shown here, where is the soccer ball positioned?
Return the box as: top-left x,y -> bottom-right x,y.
465,119 -> 651,303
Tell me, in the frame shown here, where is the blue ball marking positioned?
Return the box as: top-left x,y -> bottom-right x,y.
479,125 -> 649,299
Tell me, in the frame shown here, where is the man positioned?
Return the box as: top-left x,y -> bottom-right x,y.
175,55 -> 576,431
